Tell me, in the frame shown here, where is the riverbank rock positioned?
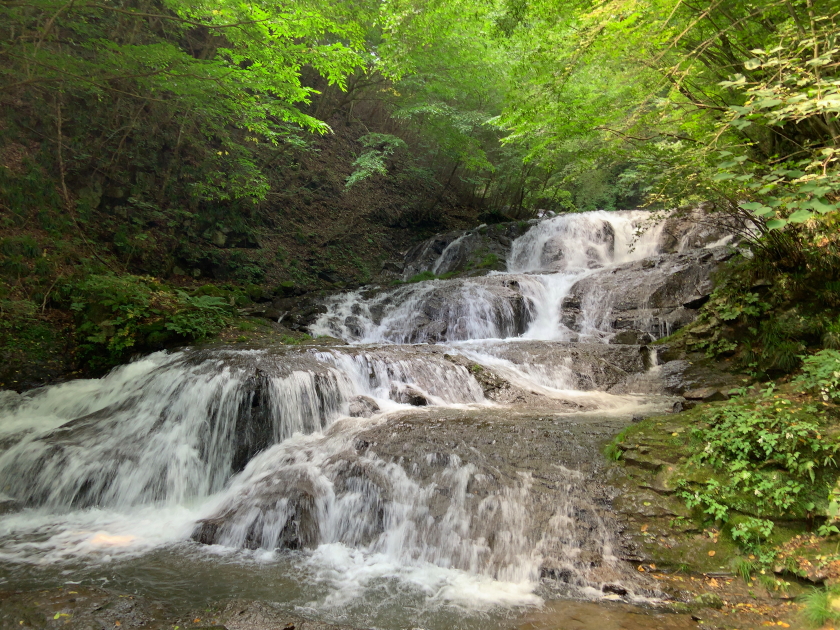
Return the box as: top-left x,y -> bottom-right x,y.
561,247 -> 735,338
348,395 -> 380,417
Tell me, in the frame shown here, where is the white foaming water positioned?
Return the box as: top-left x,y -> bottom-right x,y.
507,210 -> 664,274
0,347 -> 490,514
312,210 -> 671,344
432,233 -> 467,275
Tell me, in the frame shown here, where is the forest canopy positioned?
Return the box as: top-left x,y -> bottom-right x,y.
2,0 -> 837,221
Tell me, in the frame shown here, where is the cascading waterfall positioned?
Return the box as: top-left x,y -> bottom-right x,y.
0,347 -> 485,512
311,210 -> 700,344
0,209 -> 734,623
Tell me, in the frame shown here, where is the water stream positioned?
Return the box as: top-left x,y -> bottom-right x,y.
0,210 -> 732,629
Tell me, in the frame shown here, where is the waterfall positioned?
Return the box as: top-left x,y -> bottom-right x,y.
0,209 -> 733,620
311,210 -> 695,344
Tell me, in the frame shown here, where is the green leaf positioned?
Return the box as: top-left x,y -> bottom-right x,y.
740,202 -> 766,211
809,198 -> 838,214
765,218 -> 787,230
730,119 -> 752,130
787,209 -> 813,223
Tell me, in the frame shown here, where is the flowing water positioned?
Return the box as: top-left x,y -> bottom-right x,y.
0,211 -> 731,629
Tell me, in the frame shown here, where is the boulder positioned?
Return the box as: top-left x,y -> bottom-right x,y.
610,330 -> 653,345
401,220 -> 536,279
390,384 -> 429,406
683,387 -> 728,402
561,247 -> 734,338
348,395 -> 380,418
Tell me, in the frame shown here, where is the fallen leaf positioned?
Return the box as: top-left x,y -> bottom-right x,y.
193,620 -> 201,624
640,524 -> 648,532
777,623 -> 790,628
649,564 -> 656,570
643,501 -> 652,506
115,622 -> 121,627
637,565 -> 645,572
708,550 -> 716,557
672,432 -> 679,436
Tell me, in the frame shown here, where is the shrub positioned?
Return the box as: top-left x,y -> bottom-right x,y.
797,350 -> 840,403
69,274 -> 233,368
677,384 -> 839,533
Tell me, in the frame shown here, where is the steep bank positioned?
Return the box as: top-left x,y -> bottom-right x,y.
0,116 -> 489,390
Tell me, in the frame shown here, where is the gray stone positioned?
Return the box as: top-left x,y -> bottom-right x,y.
390,384 -> 429,406
561,247 -> 735,339
683,387 -> 728,402
348,395 -> 380,418
610,330 -> 653,345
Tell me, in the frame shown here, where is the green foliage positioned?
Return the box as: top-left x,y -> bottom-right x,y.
604,426 -> 631,461
802,586 -> 840,628
715,30 -> 840,232
797,350 -> 840,403
730,517 -> 775,549
69,274 -> 233,368
676,383 -> 839,548
346,134 -> 407,188
685,254 -> 839,377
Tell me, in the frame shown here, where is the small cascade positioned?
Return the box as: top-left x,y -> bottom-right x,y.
191,406 -> 645,599
0,347 -> 486,513
431,233 -> 467,275
310,276 -> 533,344
507,210 -> 664,274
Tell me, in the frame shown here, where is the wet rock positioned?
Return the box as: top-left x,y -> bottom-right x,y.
683,387 -> 728,402
621,451 -> 667,471
192,406 -> 656,591
271,295 -> 328,331
658,207 -> 740,253
217,600 -> 357,630
561,247 -> 734,338
656,359 -> 740,396
610,330 -> 653,345
693,592 -> 724,609
192,472 -> 325,550
316,275 -> 535,343
602,583 -> 628,596
381,260 -> 404,274
348,395 -> 380,417
390,384 -> 429,406
231,369 -> 275,473
247,304 -> 284,321
401,220 -> 535,279
0,495 -> 21,514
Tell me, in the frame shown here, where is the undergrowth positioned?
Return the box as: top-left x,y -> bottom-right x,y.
675,350 -> 840,554
685,240 -> 840,378
68,274 -> 235,370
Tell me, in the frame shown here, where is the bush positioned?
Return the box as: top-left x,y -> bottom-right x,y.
797,350 -> 840,403
69,274 -> 233,368
677,383 -> 839,537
